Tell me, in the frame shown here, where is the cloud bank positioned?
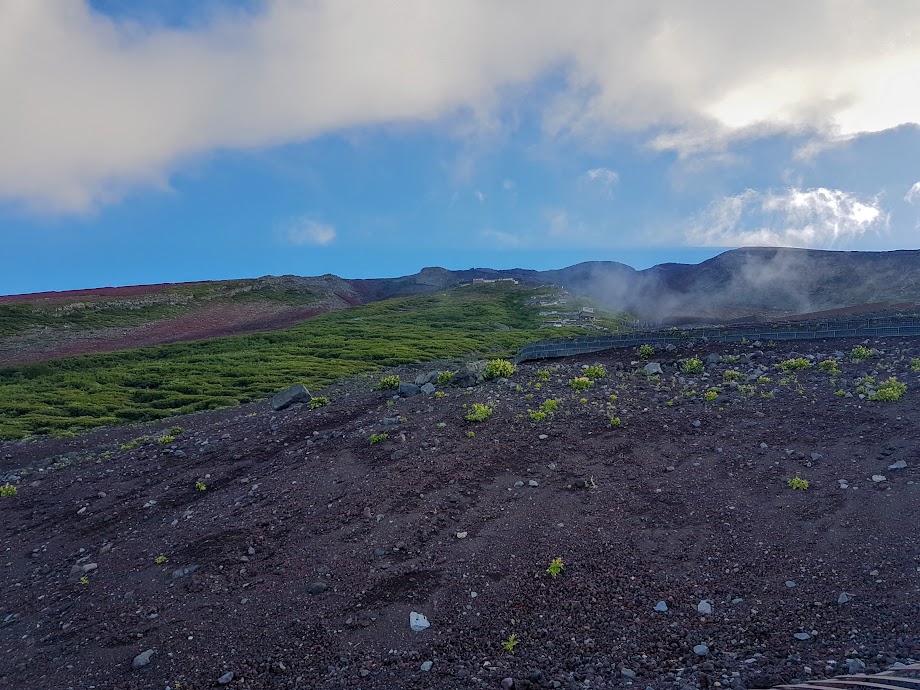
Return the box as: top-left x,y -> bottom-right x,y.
687,188 -> 888,248
280,218 -> 336,246
2,1 -> 920,212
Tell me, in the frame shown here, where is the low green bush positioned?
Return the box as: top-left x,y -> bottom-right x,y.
484,359 -> 515,380
465,403 -> 493,422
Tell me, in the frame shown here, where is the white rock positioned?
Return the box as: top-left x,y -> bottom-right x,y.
697,600 -> 712,615
410,611 -> 430,632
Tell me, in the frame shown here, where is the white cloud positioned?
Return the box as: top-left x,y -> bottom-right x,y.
480,229 -> 525,247
474,190 -> 486,203
687,187 -> 889,248
3,1 -> 920,212
280,218 -> 336,246
906,182 -> 920,205
583,167 -> 619,196
502,179 -> 515,191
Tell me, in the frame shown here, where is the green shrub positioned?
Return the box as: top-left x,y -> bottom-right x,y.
376,375 -> 400,390
369,433 -> 389,445
156,434 -> 174,445
195,481 -> 207,492
637,344 -> 654,359
778,358 -> 811,371
537,369 -> 551,382
834,389 -> 846,397
570,376 -> 593,391
583,365 -> 607,379
723,369 -> 745,381
681,358 -> 704,374
818,359 -> 841,374
170,425 -> 184,435
787,477 -> 809,491
910,358 -> 920,372
546,556 -> 565,578
502,633 -> 519,655
869,377 -> 906,401
484,359 -> 515,380
851,345 -> 872,361
465,403 -> 493,422
308,396 -> 329,409
0,482 -> 17,498
436,371 -> 453,385
704,389 -> 719,402
609,416 -> 621,427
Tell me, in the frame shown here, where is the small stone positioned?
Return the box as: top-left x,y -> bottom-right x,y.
811,453 -> 823,461
847,659 -> 866,674
132,649 -> 154,670
420,383 -> 436,394
794,632 -> 812,640
872,475 -> 886,483
218,671 -> 234,685
306,581 -> 328,595
409,611 -> 430,632
654,601 -> 668,612
621,668 -> 637,678
693,644 -> 710,656
643,362 -> 663,376
785,580 -> 797,588
838,592 -> 853,604
528,480 -> 539,487
538,434 -> 548,440
760,442 -> 769,449
456,531 -> 468,539
888,460 -> 907,470
82,563 -> 98,573
420,661 -> 433,672
691,420 -> 701,428
513,481 -> 524,488
697,600 -> 712,615
171,565 -> 198,579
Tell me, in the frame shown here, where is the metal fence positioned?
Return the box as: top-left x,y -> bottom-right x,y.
514,316 -> 920,363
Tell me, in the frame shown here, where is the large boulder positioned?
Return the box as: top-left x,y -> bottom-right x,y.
643,362 -> 663,376
414,371 -> 440,386
450,360 -> 487,387
398,382 -> 421,397
271,384 -> 312,411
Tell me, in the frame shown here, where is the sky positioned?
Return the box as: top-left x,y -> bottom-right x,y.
2,0 -> 920,295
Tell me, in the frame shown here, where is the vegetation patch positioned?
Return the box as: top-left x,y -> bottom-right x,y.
484,359 -> 515,380
465,403 -> 493,422
681,358 -> 704,374
869,377 -> 906,402
851,345 -> 873,361
778,358 -> 812,371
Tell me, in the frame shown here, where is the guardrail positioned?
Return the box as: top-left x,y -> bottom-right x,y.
514,317 -> 920,363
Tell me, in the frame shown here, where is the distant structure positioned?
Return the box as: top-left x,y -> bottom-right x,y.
471,277 -> 518,285
578,306 -> 596,322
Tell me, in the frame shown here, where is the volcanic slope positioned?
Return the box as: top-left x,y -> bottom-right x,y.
1,337 -> 918,690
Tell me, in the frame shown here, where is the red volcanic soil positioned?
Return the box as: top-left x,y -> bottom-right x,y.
1,337 -> 918,689
0,303 -> 341,367
0,281 -> 211,305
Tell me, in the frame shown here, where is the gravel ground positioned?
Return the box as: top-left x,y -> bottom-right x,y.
1,337 -> 919,690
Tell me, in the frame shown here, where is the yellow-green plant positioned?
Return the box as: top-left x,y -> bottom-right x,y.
484,359 -> 515,380
704,389 -> 719,402
308,396 -> 329,409
0,482 -> 17,498
583,365 -> 607,379
195,481 -> 207,492
170,426 -> 184,435
851,345 -> 872,361
818,359 -> 841,374
757,376 -> 771,384
437,371 -> 454,385
788,477 -> 809,491
369,433 -> 389,445
610,416 -> 621,427
434,391 -> 446,399
78,575 -> 89,586
546,556 -> 565,578
723,369 -> 745,381
155,555 -> 168,564
911,358 -> 920,373
869,377 -> 906,401
466,431 -> 475,438
537,369 -> 551,382
778,358 -> 811,371
834,389 -> 846,397
681,358 -> 704,374
465,403 -> 493,422
637,344 -> 654,359
376,375 -> 400,390
570,376 -> 593,391
156,434 -> 175,445
501,633 -> 519,655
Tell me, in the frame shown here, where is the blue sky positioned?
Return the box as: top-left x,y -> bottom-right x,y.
2,1 -> 920,295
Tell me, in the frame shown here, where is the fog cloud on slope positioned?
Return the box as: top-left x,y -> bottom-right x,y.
2,1 -> 920,212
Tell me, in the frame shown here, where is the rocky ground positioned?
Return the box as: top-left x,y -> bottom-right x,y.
1,337 -> 919,690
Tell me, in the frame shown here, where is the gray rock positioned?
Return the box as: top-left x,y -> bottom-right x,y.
420,661 -> 433,672
218,671 -> 234,685
697,600 -> 712,615
171,565 -> 199,579
513,481 -> 524,488
398,382 -> 421,397
643,362 -> 663,376
872,474 -> 886,483
410,611 -> 430,632
414,371 -> 439,386
306,581 -> 328,595
704,353 -> 722,365
621,668 -> 637,678
528,480 -> 539,487
654,601 -> 668,612
838,592 -> 853,604
785,580 -> 797,588
811,453 -> 824,461
451,361 -> 487,387
888,459 -> 907,470
847,659 -> 866,674
271,384 -> 312,411
691,420 -> 701,428
381,417 -> 401,425
713,395 -> 732,405
794,632 -> 812,640
693,644 -> 710,656
420,383 -> 436,394
132,649 -> 154,670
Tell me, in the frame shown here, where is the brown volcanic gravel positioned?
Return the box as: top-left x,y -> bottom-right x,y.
1,337 -> 919,690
